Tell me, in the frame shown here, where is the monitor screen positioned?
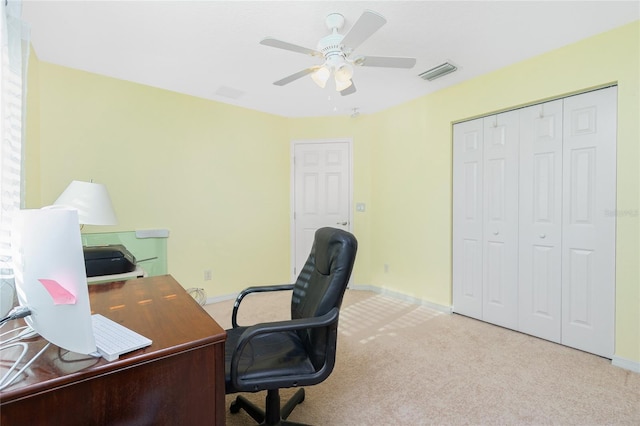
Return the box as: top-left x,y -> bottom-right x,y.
11,208 -> 97,355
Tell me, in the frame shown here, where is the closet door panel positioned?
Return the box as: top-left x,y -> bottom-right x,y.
453,118 -> 484,319
518,100 -> 563,342
482,112 -> 519,329
562,87 -> 616,358
453,87 -> 616,359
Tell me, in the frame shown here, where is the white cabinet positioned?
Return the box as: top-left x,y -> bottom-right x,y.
453,87 -> 617,358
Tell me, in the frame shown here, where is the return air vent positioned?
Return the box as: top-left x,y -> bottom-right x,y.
419,62 -> 457,81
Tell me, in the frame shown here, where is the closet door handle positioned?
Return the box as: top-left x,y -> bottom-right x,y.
493,230 -> 499,236
539,234 -> 546,239
336,221 -> 348,226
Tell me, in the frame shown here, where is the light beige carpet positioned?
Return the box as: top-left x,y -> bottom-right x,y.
204,289 -> 640,425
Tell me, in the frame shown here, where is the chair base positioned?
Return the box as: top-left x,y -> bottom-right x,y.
230,388 -> 307,426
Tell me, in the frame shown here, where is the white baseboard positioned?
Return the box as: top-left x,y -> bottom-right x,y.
205,285 -> 453,314
205,293 -> 237,305
612,355 -> 640,373
348,284 -> 452,314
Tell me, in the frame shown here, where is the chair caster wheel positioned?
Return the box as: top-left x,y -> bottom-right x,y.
230,400 -> 241,414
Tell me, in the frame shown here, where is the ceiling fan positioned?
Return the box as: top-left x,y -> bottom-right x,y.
260,10 -> 416,96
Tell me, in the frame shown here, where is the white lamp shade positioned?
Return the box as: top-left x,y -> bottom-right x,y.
335,78 -> 353,92
311,66 -> 331,88
53,180 -> 118,225
334,63 -> 354,82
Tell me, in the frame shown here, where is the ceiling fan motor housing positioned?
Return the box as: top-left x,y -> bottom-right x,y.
318,12 -> 348,65
318,33 -> 346,64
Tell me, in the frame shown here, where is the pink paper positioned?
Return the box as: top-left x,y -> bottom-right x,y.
38,279 -> 77,305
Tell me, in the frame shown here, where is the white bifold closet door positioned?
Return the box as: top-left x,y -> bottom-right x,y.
518,99 -> 564,343
453,87 -> 616,358
452,119 -> 484,320
481,112 -> 519,330
561,88 -> 616,358
452,111 -> 520,330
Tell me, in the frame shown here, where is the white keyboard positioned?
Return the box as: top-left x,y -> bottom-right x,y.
92,314 -> 152,362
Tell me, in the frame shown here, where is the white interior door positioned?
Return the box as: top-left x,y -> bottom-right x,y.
561,87 -> 616,358
518,100 -> 563,342
482,112 -> 520,329
292,140 -> 352,279
452,118 -> 484,319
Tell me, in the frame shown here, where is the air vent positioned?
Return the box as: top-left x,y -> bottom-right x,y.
214,86 -> 245,99
419,62 -> 457,81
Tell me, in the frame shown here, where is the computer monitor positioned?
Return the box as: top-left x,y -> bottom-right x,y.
11,208 -> 97,355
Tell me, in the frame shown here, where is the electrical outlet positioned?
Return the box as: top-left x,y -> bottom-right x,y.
204,270 -> 212,281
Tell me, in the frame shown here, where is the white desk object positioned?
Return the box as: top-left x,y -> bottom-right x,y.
87,266 -> 146,284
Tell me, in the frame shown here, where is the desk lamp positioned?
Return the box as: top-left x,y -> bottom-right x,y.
52,180 -> 117,226
53,181 -> 139,279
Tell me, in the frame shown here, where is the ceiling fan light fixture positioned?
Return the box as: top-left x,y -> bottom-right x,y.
311,65 -> 331,88
334,62 -> 354,82
335,78 -> 353,92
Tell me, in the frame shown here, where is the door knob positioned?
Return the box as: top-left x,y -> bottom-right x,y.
493,230 -> 499,236
539,234 -> 546,239
336,221 -> 348,226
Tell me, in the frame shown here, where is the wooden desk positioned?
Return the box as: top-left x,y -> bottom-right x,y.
0,275 -> 226,425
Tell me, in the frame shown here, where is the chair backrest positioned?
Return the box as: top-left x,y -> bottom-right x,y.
291,227 -> 357,369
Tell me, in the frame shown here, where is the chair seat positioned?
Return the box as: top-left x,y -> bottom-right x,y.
225,326 -> 316,394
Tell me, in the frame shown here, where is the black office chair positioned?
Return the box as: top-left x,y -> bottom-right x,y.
224,227 -> 357,426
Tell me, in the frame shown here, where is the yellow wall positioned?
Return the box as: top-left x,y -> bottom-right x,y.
29,63 -> 293,295
289,21 -> 640,362
27,21 -> 638,362
380,22 -> 640,360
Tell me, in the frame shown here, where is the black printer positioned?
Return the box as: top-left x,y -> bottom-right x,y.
83,244 -> 136,277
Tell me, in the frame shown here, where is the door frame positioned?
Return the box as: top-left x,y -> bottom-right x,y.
290,138 -> 354,282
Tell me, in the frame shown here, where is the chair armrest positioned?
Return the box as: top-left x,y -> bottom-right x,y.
230,307 -> 340,391
232,284 -> 294,328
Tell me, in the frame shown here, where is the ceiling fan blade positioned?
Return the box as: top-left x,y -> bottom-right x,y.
340,81 -> 357,96
341,10 -> 387,52
260,37 -> 323,58
356,56 -> 416,69
273,67 -> 319,86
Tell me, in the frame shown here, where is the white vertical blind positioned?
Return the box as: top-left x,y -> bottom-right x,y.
0,0 -> 29,315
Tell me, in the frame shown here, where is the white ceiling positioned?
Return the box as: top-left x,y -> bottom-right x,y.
21,1 -> 639,118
